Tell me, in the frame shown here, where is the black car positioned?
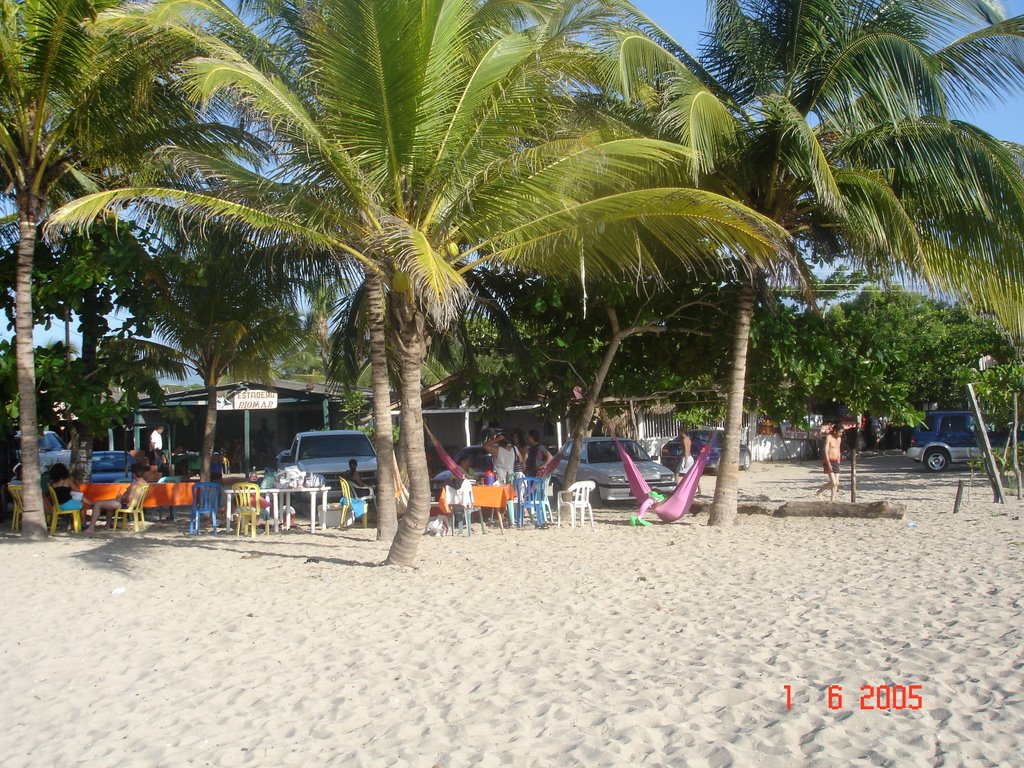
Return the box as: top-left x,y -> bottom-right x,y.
429,446 -> 494,494
661,430 -> 751,474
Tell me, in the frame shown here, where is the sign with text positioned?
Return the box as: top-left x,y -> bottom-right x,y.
233,389 -> 278,410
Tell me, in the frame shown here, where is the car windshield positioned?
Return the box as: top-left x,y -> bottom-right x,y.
587,440 -> 650,464
39,432 -> 67,451
298,434 -> 374,460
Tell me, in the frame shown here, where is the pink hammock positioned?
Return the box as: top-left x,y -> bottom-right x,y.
425,425 -> 464,481
613,437 -> 711,523
536,445 -> 566,478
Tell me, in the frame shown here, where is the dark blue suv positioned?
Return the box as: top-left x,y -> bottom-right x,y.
906,411 -> 987,472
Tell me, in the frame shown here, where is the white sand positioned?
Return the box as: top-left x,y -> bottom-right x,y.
1,454 -> 1021,766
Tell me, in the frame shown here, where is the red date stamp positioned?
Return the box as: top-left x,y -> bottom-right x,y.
784,684 -> 923,711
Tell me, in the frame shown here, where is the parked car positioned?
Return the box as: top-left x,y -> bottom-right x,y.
906,411 -> 991,472
88,450 -> 134,483
429,446 -> 494,494
14,430 -> 71,474
549,437 -> 676,503
276,430 -> 378,496
661,429 -> 751,474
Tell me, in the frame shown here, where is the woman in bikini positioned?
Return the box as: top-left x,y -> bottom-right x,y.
815,422 -> 844,501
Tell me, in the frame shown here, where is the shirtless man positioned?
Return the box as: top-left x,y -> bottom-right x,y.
815,422 -> 844,501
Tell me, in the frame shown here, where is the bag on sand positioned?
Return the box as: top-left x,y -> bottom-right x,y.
424,517 -> 449,536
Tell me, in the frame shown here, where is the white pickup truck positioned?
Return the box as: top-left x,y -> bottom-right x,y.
276,429 -> 378,494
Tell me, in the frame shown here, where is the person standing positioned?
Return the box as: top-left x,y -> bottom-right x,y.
815,422 -> 843,501
149,426 -> 165,470
673,426 -> 694,483
525,430 -> 552,477
483,432 -> 516,484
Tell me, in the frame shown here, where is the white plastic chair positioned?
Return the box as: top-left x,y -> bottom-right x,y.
446,479 -> 483,535
557,480 -> 595,529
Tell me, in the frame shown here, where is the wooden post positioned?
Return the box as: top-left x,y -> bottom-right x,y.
953,479 -> 964,514
966,383 -> 1005,504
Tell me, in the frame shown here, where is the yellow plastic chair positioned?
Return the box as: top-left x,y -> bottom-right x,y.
47,486 -> 83,534
337,478 -> 368,528
9,485 -> 24,532
232,482 -> 266,538
111,484 -> 151,532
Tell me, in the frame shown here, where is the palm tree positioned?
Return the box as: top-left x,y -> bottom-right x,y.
145,234 -> 301,480
609,0 -> 1024,524
1,0 -> 258,536
49,0 -> 786,564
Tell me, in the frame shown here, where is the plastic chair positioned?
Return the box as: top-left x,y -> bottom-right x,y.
446,479 -> 484,535
232,482 -> 265,538
337,478 -> 367,528
557,480 -> 596,529
111,484 -> 151,532
514,477 -> 546,528
47,487 -> 83,534
8,485 -> 23,532
189,482 -> 220,535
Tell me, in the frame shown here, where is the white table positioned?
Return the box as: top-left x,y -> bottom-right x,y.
225,486 -> 331,533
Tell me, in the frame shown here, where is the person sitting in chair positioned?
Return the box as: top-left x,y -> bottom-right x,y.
343,459 -> 372,498
87,464 -> 147,533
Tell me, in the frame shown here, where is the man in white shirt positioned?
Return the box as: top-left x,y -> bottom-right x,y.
149,425 -> 165,469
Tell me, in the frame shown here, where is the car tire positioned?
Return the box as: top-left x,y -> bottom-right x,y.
740,452 -> 751,471
549,478 -> 562,499
923,448 -> 950,472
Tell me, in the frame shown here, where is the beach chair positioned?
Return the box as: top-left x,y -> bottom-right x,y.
232,482 -> 265,538
557,480 -> 596,529
189,482 -> 220,535
47,487 -> 83,534
111,484 -> 151,532
8,485 -> 23,532
513,477 -> 546,528
337,478 -> 367,528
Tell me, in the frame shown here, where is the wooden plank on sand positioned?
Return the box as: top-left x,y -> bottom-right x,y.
774,500 -> 905,519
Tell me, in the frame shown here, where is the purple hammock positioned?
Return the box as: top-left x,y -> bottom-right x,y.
613,437 -> 712,523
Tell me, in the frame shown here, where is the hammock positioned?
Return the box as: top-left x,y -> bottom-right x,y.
536,445 -> 566,478
424,424 -> 464,481
613,437 -> 712,524
393,453 -> 409,515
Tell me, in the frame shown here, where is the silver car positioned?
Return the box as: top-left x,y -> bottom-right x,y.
549,437 -> 676,503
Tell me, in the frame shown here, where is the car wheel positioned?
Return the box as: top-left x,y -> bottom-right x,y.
923,448 -> 950,472
549,478 -> 562,498
740,452 -> 751,471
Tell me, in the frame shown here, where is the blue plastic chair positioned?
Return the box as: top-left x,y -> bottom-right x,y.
190,482 -> 220,535
514,477 -> 546,528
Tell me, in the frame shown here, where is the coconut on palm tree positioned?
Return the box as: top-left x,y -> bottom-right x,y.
605,0 -> 1024,524
49,0 -> 787,564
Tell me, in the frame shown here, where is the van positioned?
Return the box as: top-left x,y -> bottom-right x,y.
906,411 -> 988,472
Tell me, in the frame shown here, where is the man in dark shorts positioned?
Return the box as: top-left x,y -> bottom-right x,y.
815,422 -> 843,500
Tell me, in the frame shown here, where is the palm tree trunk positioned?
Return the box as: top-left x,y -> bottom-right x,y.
708,279 -> 755,527
365,273 -> 398,542
200,383 -> 218,481
564,308 -> 624,486
14,206 -> 47,539
385,300 -> 430,567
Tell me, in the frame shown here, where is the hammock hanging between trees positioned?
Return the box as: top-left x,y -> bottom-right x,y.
613,436 -> 712,525
424,424 -> 564,480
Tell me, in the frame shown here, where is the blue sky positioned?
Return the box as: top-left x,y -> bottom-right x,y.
633,0 -> 1024,145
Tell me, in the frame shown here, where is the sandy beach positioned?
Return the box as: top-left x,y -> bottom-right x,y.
1,453 -> 1021,767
